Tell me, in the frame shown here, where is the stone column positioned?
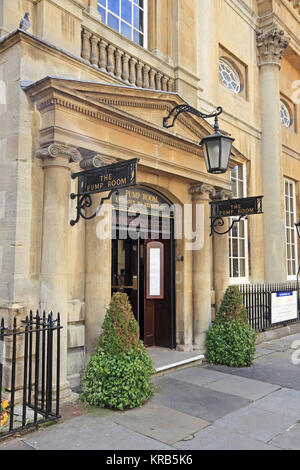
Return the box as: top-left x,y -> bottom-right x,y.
85,196 -> 112,360
189,184 -> 216,351
36,143 -> 81,401
212,189 -> 232,312
256,26 -> 290,282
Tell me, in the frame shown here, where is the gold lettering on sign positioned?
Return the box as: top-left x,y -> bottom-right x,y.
108,177 -> 127,188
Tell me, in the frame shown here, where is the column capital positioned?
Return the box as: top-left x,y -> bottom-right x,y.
189,183 -> 216,199
36,143 -> 82,164
256,25 -> 290,67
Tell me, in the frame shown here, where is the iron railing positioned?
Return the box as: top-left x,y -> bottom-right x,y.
0,311 -> 61,440
239,282 -> 300,331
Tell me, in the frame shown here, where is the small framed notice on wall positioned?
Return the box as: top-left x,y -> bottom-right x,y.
146,242 -> 164,299
271,291 -> 298,325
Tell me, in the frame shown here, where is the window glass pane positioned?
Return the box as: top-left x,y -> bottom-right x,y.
232,239 -> 238,257
98,5 -> 106,19
229,164 -> 248,280
98,0 -> 145,46
240,259 -> 245,277
108,0 -> 119,14
121,0 -> 132,23
239,239 -> 245,257
133,5 -> 143,30
107,13 -> 119,31
233,259 -> 239,277
238,180 -> 243,198
121,21 -> 132,39
133,29 -> 143,46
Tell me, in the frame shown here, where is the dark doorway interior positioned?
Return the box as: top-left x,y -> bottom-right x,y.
111,211 -> 175,349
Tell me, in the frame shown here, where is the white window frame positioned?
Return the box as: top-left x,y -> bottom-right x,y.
97,0 -> 148,49
284,178 -> 298,280
229,164 -> 249,284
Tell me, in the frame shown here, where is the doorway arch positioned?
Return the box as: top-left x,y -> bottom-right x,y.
111,185 -> 176,348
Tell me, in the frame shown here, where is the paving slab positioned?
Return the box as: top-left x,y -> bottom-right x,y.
112,402 -> 210,445
215,405 -> 296,442
0,439 -> 35,450
255,347 -> 275,358
156,366 -> 229,387
173,423 -> 279,450
206,350 -> 300,390
152,377 -> 250,422
251,388 -> 300,419
269,423 -> 300,450
203,375 -> 280,401
22,414 -> 173,450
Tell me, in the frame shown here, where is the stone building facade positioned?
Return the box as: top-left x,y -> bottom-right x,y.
0,0 -> 299,396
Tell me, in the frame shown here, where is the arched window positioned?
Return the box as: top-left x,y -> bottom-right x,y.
219,58 -> 241,94
97,0 -> 147,47
280,100 -> 292,128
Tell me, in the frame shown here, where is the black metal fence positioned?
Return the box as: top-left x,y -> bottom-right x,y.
239,282 -> 300,331
0,311 -> 61,440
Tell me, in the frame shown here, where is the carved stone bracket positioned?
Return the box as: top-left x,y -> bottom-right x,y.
256,25 -> 290,67
189,183 -> 216,199
213,189 -> 233,200
36,143 -> 82,163
79,154 -> 118,170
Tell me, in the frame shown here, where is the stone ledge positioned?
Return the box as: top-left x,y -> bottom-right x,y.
256,322 -> 300,344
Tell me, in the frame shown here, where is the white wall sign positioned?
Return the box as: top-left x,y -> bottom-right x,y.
149,248 -> 161,296
271,291 -> 298,325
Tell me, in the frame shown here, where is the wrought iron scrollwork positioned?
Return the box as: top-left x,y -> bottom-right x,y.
163,105 -> 223,129
210,215 -> 248,236
70,190 -> 115,226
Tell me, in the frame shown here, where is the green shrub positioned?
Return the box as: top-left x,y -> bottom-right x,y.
81,293 -> 155,410
205,319 -> 256,367
205,286 -> 256,367
216,285 -> 248,323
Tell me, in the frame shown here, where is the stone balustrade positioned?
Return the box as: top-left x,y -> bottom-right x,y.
81,27 -> 174,92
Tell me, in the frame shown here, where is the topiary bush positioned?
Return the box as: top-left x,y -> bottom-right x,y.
81,292 -> 155,410
205,286 -> 256,367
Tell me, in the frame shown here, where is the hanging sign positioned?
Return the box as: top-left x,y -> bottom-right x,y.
210,196 -> 263,218
271,291 -> 298,325
71,158 -> 139,195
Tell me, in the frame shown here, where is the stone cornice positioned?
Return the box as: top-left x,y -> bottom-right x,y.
36,143 -> 82,162
256,24 -> 291,67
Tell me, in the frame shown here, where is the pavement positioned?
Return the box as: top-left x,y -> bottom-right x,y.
1,333 -> 300,450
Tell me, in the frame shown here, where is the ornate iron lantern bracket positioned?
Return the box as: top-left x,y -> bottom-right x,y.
210,215 -> 248,236
163,105 -> 223,130
70,189 -> 116,226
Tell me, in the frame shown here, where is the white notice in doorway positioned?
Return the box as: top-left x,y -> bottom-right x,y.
149,248 -> 161,296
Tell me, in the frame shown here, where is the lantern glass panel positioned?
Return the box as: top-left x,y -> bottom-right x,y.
221,138 -> 232,170
206,138 -> 220,170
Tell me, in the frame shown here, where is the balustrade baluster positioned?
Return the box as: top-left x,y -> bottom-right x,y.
81,29 -> 91,62
136,61 -> 143,88
90,35 -> 99,66
99,39 -> 108,71
115,49 -> 123,80
107,44 -> 116,75
129,57 -> 137,85
122,53 -> 130,83
143,64 -> 150,88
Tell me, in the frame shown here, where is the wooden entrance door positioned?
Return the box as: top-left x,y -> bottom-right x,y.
143,238 -> 172,348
